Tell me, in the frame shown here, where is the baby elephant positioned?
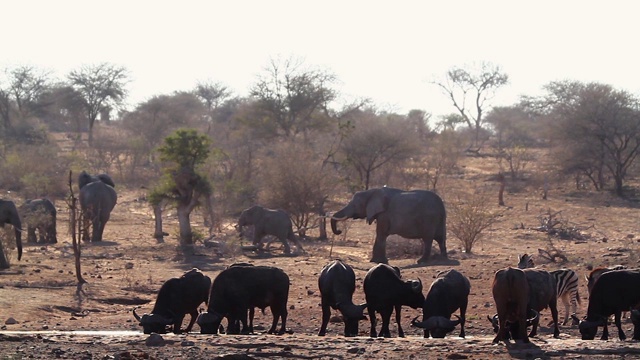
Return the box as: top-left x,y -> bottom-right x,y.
20,198 -> 57,244
237,205 -> 305,255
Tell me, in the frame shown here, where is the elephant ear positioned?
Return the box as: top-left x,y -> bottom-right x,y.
365,189 -> 387,225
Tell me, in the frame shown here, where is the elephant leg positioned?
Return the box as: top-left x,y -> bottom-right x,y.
417,238 -> 434,264
370,232 -> 389,264
27,226 -> 37,243
81,213 -> 91,242
288,233 -> 305,254
37,225 -> 46,243
437,237 -> 448,259
280,237 -> 292,254
92,218 -> 106,242
48,224 -> 57,244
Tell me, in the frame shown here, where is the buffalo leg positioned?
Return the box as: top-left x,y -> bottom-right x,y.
601,322 -> 609,340
394,305 -> 405,337
367,306 -> 377,337
378,307 -> 393,338
614,312 -> 626,340
459,301 -> 468,338
184,309 -> 198,333
318,304 -> 331,336
529,315 -> 539,337
550,300 -> 560,338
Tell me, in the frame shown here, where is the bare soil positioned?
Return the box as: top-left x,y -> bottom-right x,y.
2,168 -> 640,359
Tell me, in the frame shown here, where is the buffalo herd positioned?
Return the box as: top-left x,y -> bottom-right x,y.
132,258 -> 640,343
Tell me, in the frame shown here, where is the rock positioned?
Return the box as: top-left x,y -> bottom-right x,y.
5,318 -> 17,325
181,340 -> 195,346
125,262 -> 134,269
145,333 -> 165,347
347,347 -> 365,354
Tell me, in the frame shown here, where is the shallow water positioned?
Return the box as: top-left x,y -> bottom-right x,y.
0,330 -> 142,336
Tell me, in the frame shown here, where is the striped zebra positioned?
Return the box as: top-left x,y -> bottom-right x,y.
517,253 -> 580,325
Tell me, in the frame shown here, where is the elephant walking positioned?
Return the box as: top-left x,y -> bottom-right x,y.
331,187 -> 447,264
79,171 -> 117,242
0,199 -> 23,268
237,205 -> 305,255
20,198 -> 57,244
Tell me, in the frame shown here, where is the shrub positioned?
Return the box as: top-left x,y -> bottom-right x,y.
448,190 -> 501,254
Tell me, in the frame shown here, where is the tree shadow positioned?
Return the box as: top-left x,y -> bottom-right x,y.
86,240 -> 119,247
402,257 -> 461,269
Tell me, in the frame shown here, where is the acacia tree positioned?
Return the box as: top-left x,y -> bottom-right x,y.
0,65 -> 51,134
434,62 -> 508,149
68,63 -> 128,145
543,81 -> 640,196
340,110 -> 421,189
150,129 -> 213,244
249,56 -> 336,139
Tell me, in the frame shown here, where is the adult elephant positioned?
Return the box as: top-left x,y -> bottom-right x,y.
79,171 -> 117,242
331,187 -> 446,264
0,199 -> 23,268
20,198 -> 57,244
237,205 -> 305,255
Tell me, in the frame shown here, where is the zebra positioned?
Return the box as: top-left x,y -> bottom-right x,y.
517,253 -> 580,325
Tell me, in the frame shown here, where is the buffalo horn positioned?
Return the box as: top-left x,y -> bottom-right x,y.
133,308 -> 142,322
527,309 -> 539,324
411,315 -> 426,328
411,278 -> 423,293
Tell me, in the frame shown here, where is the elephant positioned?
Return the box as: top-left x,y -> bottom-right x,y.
331,187 -> 447,264
20,198 -> 57,244
79,171 -> 117,242
237,205 -> 305,255
0,199 -> 23,268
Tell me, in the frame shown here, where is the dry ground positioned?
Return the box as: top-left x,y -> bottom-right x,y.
2,161 -> 640,359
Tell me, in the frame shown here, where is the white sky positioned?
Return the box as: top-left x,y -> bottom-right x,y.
3,0 -> 640,118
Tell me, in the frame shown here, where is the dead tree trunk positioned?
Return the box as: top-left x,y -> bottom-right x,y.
498,173 -> 506,206
153,201 -> 165,243
68,171 -> 87,286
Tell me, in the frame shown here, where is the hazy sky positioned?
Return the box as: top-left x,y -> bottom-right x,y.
3,1 -> 640,118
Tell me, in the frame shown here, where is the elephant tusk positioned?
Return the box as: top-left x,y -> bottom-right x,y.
331,216 -> 349,221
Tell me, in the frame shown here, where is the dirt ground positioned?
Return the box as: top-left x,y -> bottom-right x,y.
2,173 -> 640,359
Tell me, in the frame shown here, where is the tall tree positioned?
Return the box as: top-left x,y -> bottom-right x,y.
249,56 -> 336,139
434,62 -> 508,149
340,110 -> 421,189
543,81 -> 640,196
194,80 -> 230,125
150,129 -> 213,244
0,65 -> 51,134
67,63 -> 128,144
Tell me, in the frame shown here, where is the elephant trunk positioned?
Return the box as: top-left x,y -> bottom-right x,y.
330,218 -> 342,235
330,208 -> 350,235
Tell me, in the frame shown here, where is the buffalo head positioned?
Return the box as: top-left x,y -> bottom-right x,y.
338,303 -> 367,337
411,315 -> 461,338
579,316 -> 606,340
133,307 -> 173,334
196,311 -> 224,335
